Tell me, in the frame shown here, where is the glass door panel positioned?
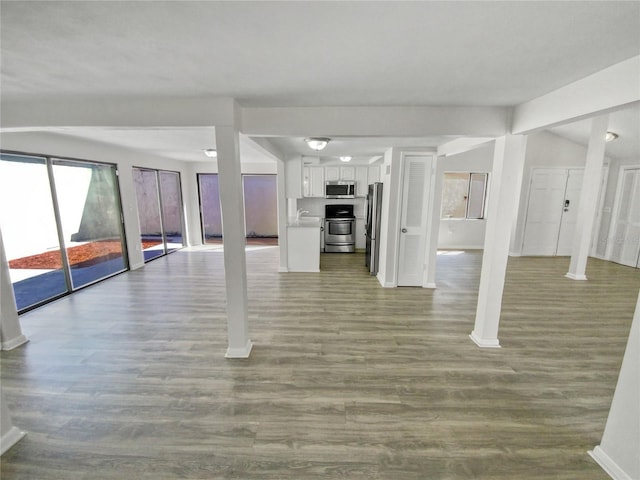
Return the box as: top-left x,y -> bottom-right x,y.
159,171 -> 184,253
133,168 -> 165,261
52,159 -> 127,289
198,174 -> 223,243
0,154 -> 68,311
243,175 -> 278,241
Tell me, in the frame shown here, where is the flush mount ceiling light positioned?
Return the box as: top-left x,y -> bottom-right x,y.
339,156 -> 352,163
203,149 -> 218,158
305,137 -> 330,151
605,132 -> 619,142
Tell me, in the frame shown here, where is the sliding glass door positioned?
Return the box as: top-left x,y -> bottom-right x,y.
52,159 -> 127,288
0,153 -> 128,312
0,154 -> 68,309
159,171 -> 184,253
198,174 -> 223,243
133,167 -> 184,261
243,175 -> 278,239
198,173 -> 278,244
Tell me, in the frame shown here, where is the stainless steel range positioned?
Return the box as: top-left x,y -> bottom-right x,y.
324,204 -> 355,253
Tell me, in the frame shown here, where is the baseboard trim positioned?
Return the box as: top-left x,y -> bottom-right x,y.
225,340 -> 254,359
469,332 -> 501,348
423,282 -> 437,289
565,272 -> 588,281
1,334 -> 28,351
1,427 -> 26,455
589,446 -> 632,480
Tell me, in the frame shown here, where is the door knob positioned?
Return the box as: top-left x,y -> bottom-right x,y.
401,228 -> 407,233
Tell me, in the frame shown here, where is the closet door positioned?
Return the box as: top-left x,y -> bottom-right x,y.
397,156 -> 432,286
555,169 -> 583,256
522,169 -> 567,255
609,168 -> 640,268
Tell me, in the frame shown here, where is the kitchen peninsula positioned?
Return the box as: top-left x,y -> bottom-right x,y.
286,216 -> 322,272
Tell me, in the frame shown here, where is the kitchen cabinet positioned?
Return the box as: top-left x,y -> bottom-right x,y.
355,166 -> 368,197
340,166 -> 355,181
287,216 -> 322,272
303,166 -> 325,197
325,166 -> 340,182
326,166 -> 356,182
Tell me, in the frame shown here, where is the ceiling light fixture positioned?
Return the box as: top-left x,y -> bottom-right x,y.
605,132 -> 618,142
203,149 -> 218,158
339,156 -> 352,163
305,137 -> 330,151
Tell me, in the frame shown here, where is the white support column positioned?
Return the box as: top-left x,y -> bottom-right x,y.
470,135 -> 527,348
276,159 -> 289,273
1,389 -> 25,455
590,289 -> 640,480
566,115 -> 608,281
215,125 -> 253,358
423,156 -> 443,289
0,227 -> 28,350
183,163 -> 204,247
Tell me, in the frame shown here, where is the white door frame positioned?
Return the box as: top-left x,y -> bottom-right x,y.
605,164 -> 640,262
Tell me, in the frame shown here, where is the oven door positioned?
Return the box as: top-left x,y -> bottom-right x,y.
324,218 -> 354,243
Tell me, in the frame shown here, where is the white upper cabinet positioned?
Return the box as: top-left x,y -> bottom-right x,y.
355,166 -> 368,197
340,166 -> 355,181
325,166 -> 340,182
303,166 -> 325,197
302,164 -> 381,198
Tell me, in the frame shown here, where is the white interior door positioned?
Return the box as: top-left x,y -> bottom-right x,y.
522,169 -> 567,255
397,156 -> 431,286
556,169 -> 583,255
609,168 -> 640,268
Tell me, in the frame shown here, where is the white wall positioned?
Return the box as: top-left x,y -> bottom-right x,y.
437,143 -> 493,250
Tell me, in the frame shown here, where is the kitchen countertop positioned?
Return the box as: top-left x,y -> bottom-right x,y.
287,216 -> 322,227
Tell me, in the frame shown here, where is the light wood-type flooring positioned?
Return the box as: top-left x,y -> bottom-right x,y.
2,247 -> 639,479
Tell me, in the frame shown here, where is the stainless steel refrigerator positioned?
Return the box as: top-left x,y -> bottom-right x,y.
365,182 -> 383,275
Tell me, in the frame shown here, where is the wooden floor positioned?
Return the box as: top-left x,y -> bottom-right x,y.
2,248 -> 639,479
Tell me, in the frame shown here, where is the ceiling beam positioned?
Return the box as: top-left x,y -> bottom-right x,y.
437,137 -> 495,157
512,56 -> 640,134
0,97 -> 238,130
241,106 -> 510,137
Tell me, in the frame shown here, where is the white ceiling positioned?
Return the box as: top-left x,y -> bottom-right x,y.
1,1 -> 639,161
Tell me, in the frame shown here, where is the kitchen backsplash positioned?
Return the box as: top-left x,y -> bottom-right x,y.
298,197 -> 366,218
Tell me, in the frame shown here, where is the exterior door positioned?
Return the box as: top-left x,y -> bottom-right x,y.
555,169 -> 583,255
609,168 -> 640,268
397,156 -> 432,286
522,169 -> 568,255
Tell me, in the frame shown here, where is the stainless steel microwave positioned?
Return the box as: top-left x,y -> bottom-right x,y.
325,181 -> 355,199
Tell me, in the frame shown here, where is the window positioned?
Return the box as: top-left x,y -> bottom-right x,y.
441,172 -> 488,219
132,167 -> 185,261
